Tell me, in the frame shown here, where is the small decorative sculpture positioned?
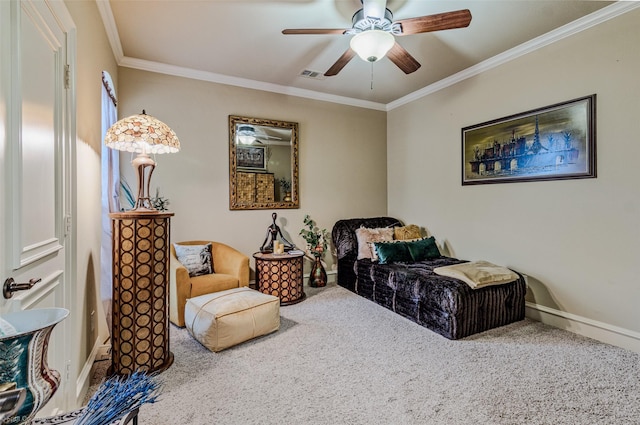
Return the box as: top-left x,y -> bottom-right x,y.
260,212 -> 295,253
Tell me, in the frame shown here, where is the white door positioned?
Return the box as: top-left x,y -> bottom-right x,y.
0,0 -> 75,416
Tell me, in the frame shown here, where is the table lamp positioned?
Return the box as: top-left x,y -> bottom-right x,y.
104,110 -> 180,211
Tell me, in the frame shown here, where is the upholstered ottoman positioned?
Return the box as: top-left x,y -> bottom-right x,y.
185,287 -> 280,352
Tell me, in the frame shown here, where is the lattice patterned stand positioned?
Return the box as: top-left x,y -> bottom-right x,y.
253,252 -> 305,305
110,211 -> 174,375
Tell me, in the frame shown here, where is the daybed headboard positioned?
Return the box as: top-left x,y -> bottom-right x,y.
331,217 -> 402,292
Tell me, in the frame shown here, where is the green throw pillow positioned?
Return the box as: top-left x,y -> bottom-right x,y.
374,241 -> 412,264
406,237 -> 440,261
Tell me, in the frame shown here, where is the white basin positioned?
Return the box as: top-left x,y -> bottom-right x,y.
0,307 -> 69,338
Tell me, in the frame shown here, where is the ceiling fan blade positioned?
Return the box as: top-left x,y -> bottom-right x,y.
324,48 -> 357,76
395,9 -> 472,35
282,28 -> 348,35
387,43 -> 421,74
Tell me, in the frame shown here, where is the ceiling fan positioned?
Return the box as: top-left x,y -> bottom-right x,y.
282,0 -> 472,76
236,125 -> 282,145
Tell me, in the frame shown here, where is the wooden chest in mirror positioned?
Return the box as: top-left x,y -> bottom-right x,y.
229,116 -> 299,210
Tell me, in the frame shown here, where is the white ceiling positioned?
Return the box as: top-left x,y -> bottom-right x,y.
101,0 -> 620,109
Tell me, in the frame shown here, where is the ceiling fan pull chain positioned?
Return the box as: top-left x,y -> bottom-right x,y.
370,62 -> 374,90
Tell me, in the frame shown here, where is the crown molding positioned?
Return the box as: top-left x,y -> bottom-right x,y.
386,1 -> 640,111
96,0 -> 123,62
118,56 -> 387,111
95,0 -> 381,110
97,1 -> 638,112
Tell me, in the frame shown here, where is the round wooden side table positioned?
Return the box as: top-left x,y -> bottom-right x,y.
253,251 -> 305,305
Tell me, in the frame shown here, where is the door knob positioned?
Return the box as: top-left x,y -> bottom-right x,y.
3,278 -> 41,299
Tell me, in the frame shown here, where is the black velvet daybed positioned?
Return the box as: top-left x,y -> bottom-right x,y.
331,217 -> 526,340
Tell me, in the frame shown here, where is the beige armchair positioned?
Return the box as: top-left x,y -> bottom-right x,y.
170,240 -> 249,327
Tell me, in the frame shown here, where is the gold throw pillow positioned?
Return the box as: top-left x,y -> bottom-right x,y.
394,224 -> 422,240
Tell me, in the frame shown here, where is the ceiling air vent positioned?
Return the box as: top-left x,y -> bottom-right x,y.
299,69 -> 326,80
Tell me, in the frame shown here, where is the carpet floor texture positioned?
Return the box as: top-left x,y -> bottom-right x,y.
125,283 -> 639,424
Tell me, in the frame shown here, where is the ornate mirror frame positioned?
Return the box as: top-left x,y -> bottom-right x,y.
229,115 -> 299,210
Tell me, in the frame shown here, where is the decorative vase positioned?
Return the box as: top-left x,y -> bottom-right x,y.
0,308 -> 69,424
309,255 -> 327,288
283,192 -> 292,202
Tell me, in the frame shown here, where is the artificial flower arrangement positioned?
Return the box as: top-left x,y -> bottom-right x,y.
277,178 -> 291,193
299,215 -> 330,258
76,371 -> 161,425
121,180 -> 170,211
150,188 -> 170,211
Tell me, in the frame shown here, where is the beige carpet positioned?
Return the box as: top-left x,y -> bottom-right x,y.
92,283 -> 640,424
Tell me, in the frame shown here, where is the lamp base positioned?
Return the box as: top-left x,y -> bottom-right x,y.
131,152 -> 156,212
132,199 -> 156,211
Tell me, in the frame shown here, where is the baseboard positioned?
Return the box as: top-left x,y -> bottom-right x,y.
319,269 -> 337,284
75,341 -> 111,405
96,343 -> 111,361
75,339 -> 101,403
525,302 -> 640,354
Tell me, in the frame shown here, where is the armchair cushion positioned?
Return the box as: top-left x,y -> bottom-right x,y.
190,274 -> 240,298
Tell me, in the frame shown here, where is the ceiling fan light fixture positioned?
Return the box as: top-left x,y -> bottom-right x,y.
350,30 -> 394,63
237,125 -> 257,145
238,135 -> 255,145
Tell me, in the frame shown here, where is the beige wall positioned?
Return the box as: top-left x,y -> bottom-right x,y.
65,0 -> 117,404
388,9 -> 640,346
117,67 -> 388,274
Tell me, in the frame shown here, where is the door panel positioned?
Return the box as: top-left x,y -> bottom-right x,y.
18,0 -> 63,269
1,0 -> 74,416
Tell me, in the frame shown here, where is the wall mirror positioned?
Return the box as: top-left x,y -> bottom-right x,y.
229,115 -> 299,210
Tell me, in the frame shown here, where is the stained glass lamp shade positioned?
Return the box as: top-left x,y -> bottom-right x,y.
104,110 -> 180,211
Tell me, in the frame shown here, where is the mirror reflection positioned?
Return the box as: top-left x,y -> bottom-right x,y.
229,116 -> 299,210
